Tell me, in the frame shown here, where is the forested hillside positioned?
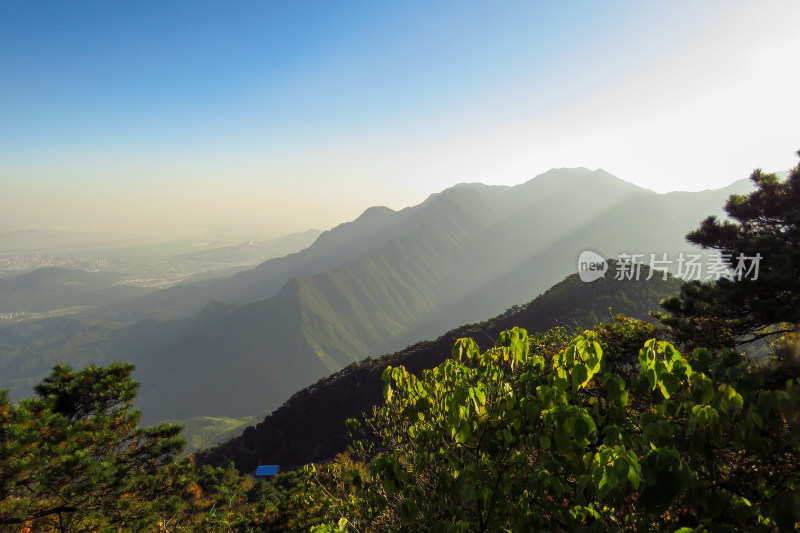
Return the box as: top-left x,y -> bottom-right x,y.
197,264 -> 681,471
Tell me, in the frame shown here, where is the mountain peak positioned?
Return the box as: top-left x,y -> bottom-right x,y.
355,205 -> 396,222
446,182 -> 509,193
513,167 -> 651,199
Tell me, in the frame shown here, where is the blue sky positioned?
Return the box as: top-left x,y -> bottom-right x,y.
2,1 -> 799,239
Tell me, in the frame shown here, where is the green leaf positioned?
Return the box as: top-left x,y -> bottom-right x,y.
473,387 -> 486,405
572,363 -> 588,391
659,373 -> 679,399
539,435 -> 551,449
382,477 -> 396,499
553,374 -> 568,392
555,423 -> 570,453
646,367 -> 658,389
455,420 -> 471,444
399,498 -> 419,523
574,417 -> 590,442
628,465 -> 641,489
613,456 -> 629,485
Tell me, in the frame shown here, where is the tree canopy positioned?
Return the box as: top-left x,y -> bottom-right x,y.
0,363 -> 189,532
658,150 -> 800,348
312,323 -> 800,532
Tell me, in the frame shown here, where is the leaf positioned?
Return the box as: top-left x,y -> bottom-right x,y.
699,378 -> 714,404
627,465 -> 641,489
687,414 -> 698,436
613,455 -> 629,485
659,373 -> 679,399
555,423 -> 570,453
572,363 -> 588,391
391,366 -> 403,382
553,374 -> 569,392
473,387 -> 486,405
574,417 -> 590,442
646,367 -> 658,389
454,420 -> 471,444
399,498 -> 418,523
382,478 -> 396,499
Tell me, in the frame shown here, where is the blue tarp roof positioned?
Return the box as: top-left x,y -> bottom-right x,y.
255,465 -> 279,476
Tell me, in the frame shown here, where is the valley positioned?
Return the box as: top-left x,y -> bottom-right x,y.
0,168 -> 752,423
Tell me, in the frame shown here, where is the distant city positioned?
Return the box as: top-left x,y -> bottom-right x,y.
0,251 -> 237,286
1,253 -> 117,277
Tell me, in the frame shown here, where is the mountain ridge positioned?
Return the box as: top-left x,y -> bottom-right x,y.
0,168 -> 754,424
79,168 -> 650,322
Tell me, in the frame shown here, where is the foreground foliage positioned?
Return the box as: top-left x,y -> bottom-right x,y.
0,363 -> 335,532
5,324 -> 798,532
0,363 -> 189,532
312,324 -> 800,532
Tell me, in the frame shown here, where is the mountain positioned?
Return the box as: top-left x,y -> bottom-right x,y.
85,169 -> 647,323
134,169 -> 748,421
0,168 -> 752,422
196,264 -> 682,472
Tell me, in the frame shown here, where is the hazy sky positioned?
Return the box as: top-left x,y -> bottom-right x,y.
2,1 -> 799,240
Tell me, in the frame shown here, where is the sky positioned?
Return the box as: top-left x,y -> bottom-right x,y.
1,0 -> 799,241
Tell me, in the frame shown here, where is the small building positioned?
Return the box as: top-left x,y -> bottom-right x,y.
254,465 -> 279,479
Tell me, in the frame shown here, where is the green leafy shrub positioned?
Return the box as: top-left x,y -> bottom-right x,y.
312,326 -> 800,532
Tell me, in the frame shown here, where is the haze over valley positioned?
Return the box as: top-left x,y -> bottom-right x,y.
0,230 -> 320,319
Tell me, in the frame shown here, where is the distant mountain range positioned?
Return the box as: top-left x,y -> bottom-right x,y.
0,168 -> 752,423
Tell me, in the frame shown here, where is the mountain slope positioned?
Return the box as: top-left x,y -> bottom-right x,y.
197,265 -> 681,471
85,192 -> 467,322
1,168 -> 752,423
134,188 -> 493,420
130,171 -> 650,420
86,169 -> 645,323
